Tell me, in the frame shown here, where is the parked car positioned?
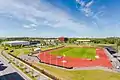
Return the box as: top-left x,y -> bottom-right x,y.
4,48 -> 8,50
8,61 -> 11,64
10,50 -> 14,52
0,63 -> 4,65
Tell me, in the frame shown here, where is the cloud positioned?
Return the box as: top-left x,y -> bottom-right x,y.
85,0 -> 94,8
76,0 -> 104,18
92,6 -> 106,21
0,0 -> 87,33
92,21 -> 99,28
116,22 -> 120,28
23,25 -> 31,28
76,0 -> 85,7
76,0 -> 94,17
81,7 -> 93,17
76,0 -> 106,29
23,23 -> 37,30
30,24 -> 37,27
31,28 -> 37,31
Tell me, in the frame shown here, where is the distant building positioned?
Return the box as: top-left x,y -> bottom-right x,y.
2,41 -> 30,46
76,40 -> 91,42
43,39 -> 57,45
30,40 -> 40,45
34,48 -> 41,52
75,40 -> 91,44
58,37 -> 68,42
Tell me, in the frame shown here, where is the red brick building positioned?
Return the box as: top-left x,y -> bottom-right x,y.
58,37 -> 68,42
58,37 -> 64,42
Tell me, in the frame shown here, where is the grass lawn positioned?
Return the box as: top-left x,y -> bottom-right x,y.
3,45 -> 62,57
33,62 -> 120,80
11,46 -> 59,56
41,45 -> 63,51
50,47 -> 96,59
8,48 -> 31,56
6,45 -> 62,56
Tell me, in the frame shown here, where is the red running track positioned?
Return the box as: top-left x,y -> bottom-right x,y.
38,48 -> 112,68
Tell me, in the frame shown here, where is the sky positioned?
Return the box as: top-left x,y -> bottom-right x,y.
0,0 -> 120,38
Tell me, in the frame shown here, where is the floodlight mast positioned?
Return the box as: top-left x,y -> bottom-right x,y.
63,54 -> 66,67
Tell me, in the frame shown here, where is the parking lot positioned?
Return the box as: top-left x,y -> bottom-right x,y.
0,52 -> 30,80
104,47 -> 120,71
1,50 -> 51,80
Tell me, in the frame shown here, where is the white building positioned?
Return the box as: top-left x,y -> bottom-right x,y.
75,40 -> 91,44
34,48 -> 41,52
43,39 -> 57,45
76,40 -> 91,42
2,41 -> 30,46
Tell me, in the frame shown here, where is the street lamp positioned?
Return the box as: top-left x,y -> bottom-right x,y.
62,54 -> 66,67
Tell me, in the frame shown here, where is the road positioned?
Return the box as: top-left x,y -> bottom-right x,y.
0,51 -> 31,80
19,54 -> 40,63
104,48 -> 120,72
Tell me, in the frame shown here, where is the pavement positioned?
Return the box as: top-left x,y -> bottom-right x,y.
104,48 -> 120,72
0,51 -> 31,80
2,49 -> 50,80
19,55 -> 40,63
19,55 -> 50,80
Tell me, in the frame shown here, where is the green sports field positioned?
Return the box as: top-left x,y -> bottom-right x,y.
50,47 -> 96,59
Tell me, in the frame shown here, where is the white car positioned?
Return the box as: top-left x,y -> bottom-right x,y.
116,66 -> 120,69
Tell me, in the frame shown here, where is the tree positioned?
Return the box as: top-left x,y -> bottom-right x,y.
68,38 -> 77,43
116,38 -> 120,52
0,39 -> 3,43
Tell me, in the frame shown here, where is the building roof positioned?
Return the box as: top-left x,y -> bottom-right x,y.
2,41 -> 30,45
76,40 -> 91,42
105,47 -> 116,52
117,57 -> 120,60
34,48 -> 41,51
3,41 -> 29,44
113,53 -> 120,57
111,58 -> 118,61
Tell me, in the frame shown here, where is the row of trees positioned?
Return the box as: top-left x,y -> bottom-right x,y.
1,37 -> 120,46
68,37 -> 120,44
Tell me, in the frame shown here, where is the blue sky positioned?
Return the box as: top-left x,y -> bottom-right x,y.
0,0 -> 120,37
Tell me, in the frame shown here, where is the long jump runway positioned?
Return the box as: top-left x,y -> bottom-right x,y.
38,48 -> 112,68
